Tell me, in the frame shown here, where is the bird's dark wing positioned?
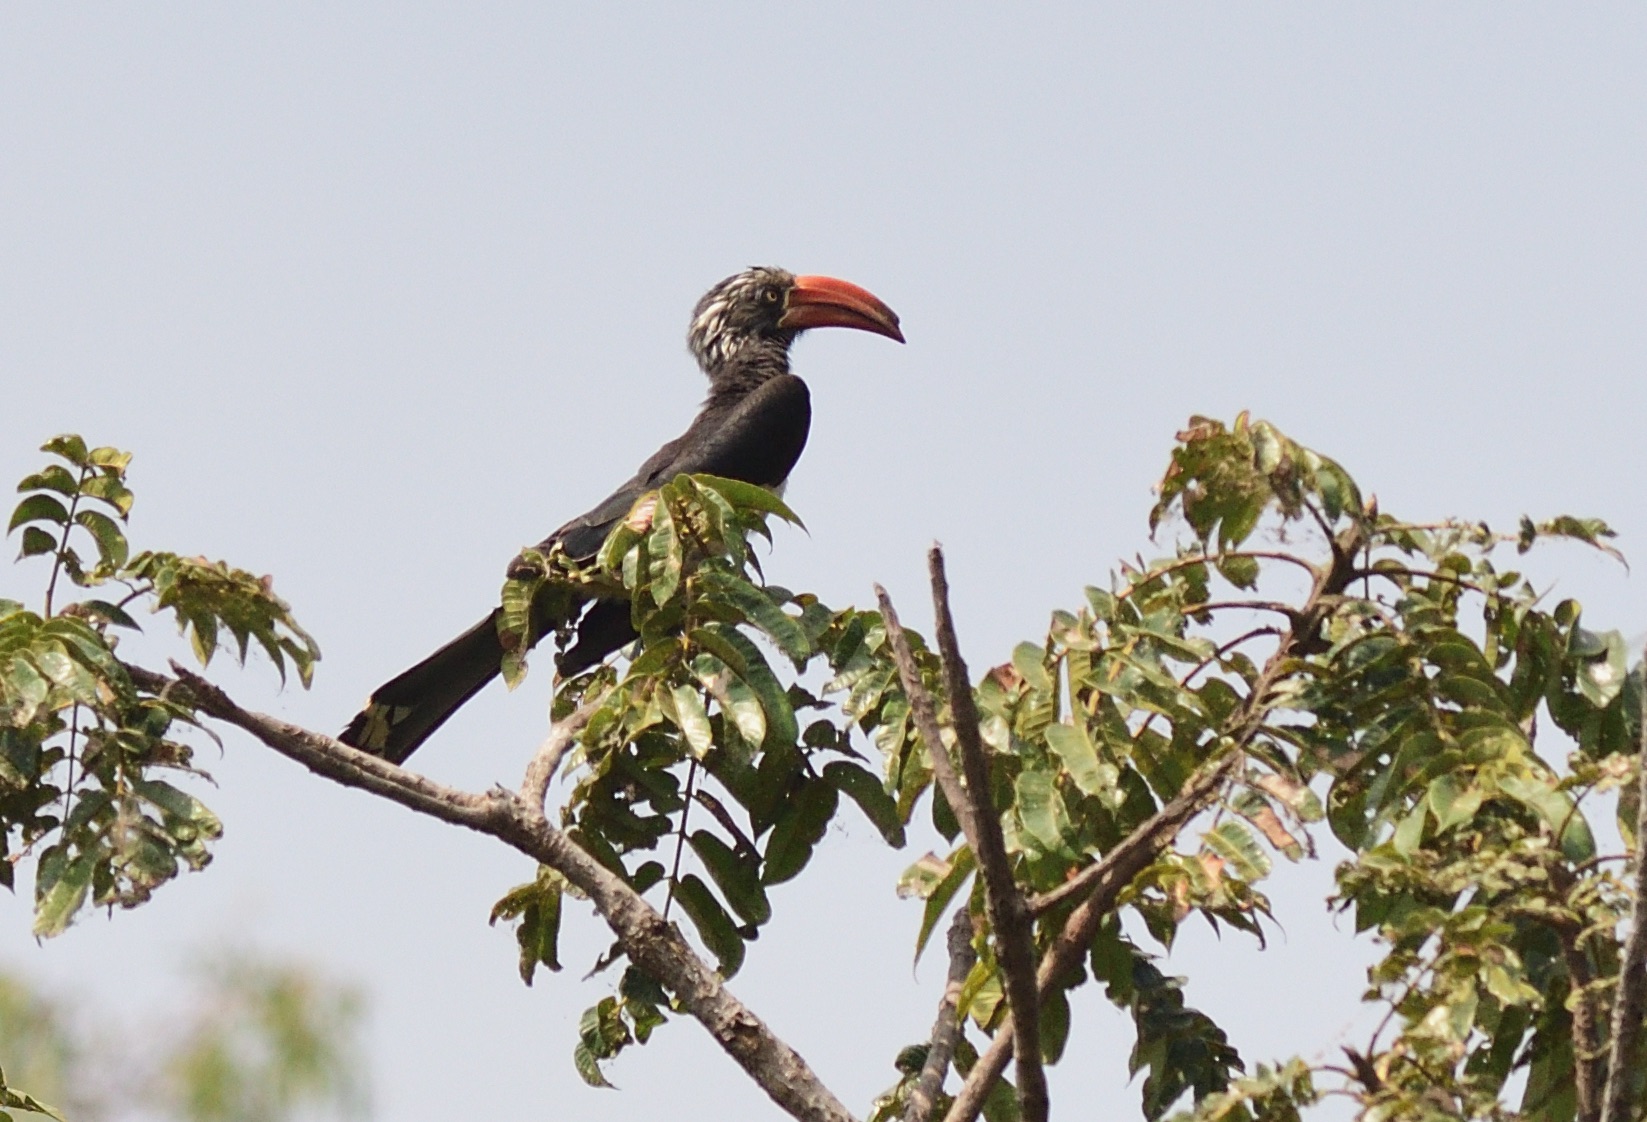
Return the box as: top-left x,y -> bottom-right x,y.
341,374 -> 811,760
541,373 -> 811,559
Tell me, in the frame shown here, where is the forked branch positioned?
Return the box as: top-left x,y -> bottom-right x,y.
124,662 -> 858,1122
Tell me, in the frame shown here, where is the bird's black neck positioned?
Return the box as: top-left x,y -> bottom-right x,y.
703,336 -> 793,406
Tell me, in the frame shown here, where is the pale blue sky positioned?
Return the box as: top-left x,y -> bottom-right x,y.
3,6 -> 1645,1120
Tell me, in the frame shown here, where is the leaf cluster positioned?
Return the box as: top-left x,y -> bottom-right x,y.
870,414 -> 1640,1122
490,475 -> 933,1083
2,436 -> 319,935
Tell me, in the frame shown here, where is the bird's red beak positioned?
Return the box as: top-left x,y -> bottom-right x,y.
780,275 -> 905,343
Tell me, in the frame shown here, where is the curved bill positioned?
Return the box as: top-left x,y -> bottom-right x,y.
779,275 -> 905,343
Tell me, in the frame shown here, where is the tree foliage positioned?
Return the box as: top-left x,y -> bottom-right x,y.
4,417 -> 1645,1122
3,436 -> 316,940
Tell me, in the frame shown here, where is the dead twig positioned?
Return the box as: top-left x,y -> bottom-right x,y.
926,546 -> 1048,1122
875,583 -> 974,842
905,907 -> 978,1122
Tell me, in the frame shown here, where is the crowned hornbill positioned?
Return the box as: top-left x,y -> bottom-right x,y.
340,267 -> 903,762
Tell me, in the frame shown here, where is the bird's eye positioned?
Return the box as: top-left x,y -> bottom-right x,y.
763,287 -> 781,304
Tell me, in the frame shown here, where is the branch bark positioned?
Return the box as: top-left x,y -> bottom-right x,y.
127,662 -> 859,1122
1599,696 -> 1647,1122
1552,895 -> 1603,1122
905,906 -> 979,1122
520,693 -> 606,810
875,583 -> 974,843
926,547 -> 1048,1122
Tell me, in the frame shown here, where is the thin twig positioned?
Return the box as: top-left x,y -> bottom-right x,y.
43,465 -> 89,619
663,759 -> 701,921
125,661 -> 858,1122
1192,600 -> 1300,618
926,546 -> 1048,1122
1114,550 -> 1320,603
1350,566 -> 1493,596
875,584 -> 974,842
905,907 -> 978,1122
1599,709 -> 1647,1122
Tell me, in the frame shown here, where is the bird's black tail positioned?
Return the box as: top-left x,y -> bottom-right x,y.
339,598 -> 641,764
339,612 -> 506,763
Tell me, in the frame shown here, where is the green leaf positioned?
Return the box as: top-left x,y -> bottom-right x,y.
1390,801 -> 1426,857
646,502 -> 682,606
1571,627 -> 1628,707
698,572 -> 811,664
691,651 -> 766,746
1427,773 -> 1483,833
1015,768 -> 1074,857
667,684 -> 714,758
692,475 -> 805,528
8,494 -> 69,533
1012,642 -> 1053,694
1215,553 -> 1260,590
1039,985 -> 1071,1065
489,869 -> 567,985
571,1041 -> 613,1088
75,508 -> 128,568
1494,772 -> 1596,863
33,853 -> 93,937
688,830 -> 770,927
699,625 -> 796,750
0,1077 -> 64,1122
16,526 -> 54,559
5,655 -> 49,725
78,471 -> 134,516
86,445 -> 131,471
40,435 -> 88,467
16,465 -> 78,497
133,778 -> 223,839
1203,820 -> 1272,881
1044,722 -> 1118,799
76,599 -> 140,630
823,760 -> 906,846
762,781 -> 838,885
900,846 -> 975,964
672,873 -> 746,977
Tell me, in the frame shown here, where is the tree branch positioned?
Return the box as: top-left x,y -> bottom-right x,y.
926,546 -> 1048,1122
125,661 -> 859,1122
905,906 -> 978,1122
1599,704 -> 1647,1122
1547,874 -> 1604,1122
520,693 -> 606,811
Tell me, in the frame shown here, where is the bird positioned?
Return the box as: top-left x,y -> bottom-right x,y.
339,266 -> 904,762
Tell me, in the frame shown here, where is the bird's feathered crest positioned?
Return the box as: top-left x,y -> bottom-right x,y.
686,266 -> 795,374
